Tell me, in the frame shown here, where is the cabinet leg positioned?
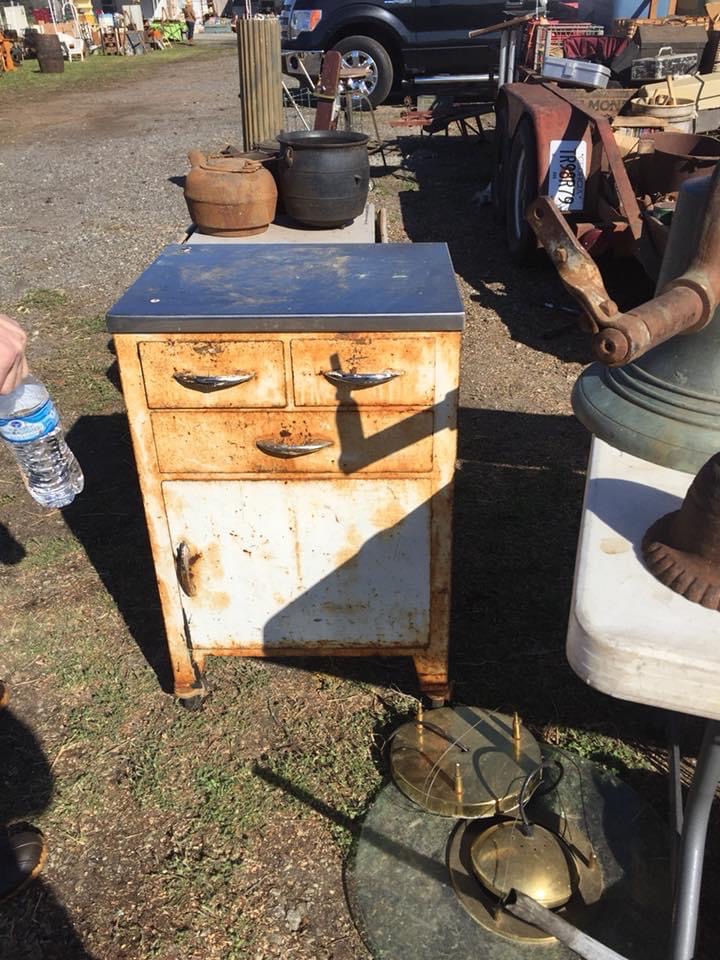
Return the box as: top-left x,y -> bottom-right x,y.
173,653 -> 207,708
414,655 -> 451,707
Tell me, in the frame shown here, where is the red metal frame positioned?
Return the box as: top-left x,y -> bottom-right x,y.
497,82 -> 642,250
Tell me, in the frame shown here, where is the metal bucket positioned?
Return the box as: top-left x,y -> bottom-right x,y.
277,130 -> 370,228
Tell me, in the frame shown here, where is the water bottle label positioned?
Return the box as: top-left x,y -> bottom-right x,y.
0,399 -> 60,444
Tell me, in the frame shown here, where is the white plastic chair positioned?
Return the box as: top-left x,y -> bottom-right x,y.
57,32 -> 85,61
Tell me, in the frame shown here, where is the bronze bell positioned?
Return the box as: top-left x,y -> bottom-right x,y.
572,168 -> 720,474
528,163 -> 720,475
643,451 -> 720,609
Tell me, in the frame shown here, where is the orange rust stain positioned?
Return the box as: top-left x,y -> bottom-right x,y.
210,591 -> 231,610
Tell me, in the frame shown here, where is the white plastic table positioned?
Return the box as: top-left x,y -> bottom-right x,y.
568,438 -> 720,960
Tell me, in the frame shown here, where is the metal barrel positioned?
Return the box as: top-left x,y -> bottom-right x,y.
36,34 -> 65,74
237,17 -> 283,152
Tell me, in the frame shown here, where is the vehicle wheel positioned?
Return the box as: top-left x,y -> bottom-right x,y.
492,104 -> 509,224
505,119 -> 538,264
332,35 -> 394,107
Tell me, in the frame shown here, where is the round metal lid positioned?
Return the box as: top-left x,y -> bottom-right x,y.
389,706 -> 542,818
470,820 -> 575,910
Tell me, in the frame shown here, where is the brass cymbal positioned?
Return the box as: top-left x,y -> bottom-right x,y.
390,705 -> 542,818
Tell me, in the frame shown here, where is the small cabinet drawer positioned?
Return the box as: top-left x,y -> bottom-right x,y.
291,337 -> 436,407
139,340 -> 286,408
151,409 -> 434,475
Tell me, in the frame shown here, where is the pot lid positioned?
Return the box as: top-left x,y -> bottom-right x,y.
470,820 -> 575,910
201,156 -> 262,173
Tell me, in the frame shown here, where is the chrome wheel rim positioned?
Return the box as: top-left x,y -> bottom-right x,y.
340,49 -> 379,98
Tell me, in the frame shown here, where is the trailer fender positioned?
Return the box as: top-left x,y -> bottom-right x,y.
501,83 -> 597,216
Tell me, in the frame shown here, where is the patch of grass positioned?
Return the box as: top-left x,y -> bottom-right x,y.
263,707 -> 386,854
0,44 -> 229,102
17,288 -> 68,311
560,727 -> 655,778
23,534 -> 81,568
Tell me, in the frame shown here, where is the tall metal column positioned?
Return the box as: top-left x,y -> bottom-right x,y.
237,16 -> 283,152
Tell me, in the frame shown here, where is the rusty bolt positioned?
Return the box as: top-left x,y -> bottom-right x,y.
554,247 -> 568,265
593,329 -> 630,365
598,300 -> 617,318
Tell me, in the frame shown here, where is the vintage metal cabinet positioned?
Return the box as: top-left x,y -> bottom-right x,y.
108,243 -> 463,705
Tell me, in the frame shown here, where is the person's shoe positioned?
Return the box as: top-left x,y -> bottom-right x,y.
0,827 -> 47,901
0,681 -> 8,710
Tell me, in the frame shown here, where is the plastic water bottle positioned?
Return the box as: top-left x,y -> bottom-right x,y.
0,376 -> 83,509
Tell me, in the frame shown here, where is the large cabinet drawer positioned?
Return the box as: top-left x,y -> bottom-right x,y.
291,337 -> 436,407
151,409 -> 434,475
139,340 -> 286,408
163,478 -> 432,650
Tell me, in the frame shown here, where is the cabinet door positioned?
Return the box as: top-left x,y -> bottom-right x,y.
163,479 -> 432,651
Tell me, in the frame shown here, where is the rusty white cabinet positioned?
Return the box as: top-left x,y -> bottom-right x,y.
108,243 -> 464,706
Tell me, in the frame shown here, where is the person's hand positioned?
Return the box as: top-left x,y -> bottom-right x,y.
0,315 -> 28,396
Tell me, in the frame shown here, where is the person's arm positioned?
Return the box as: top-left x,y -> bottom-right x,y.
0,315 -> 28,396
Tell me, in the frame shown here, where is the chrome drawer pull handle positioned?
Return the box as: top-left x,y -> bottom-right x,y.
256,438 -> 334,458
322,369 -> 404,390
173,371 -> 255,391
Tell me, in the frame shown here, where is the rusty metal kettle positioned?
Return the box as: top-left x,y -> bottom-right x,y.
184,149 -> 277,238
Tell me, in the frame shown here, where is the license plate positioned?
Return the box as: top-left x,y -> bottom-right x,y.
548,139 -> 587,212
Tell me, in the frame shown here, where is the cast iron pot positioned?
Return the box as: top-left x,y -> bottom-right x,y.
277,130 -> 370,228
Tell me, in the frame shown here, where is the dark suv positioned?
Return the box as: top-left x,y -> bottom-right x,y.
281,0 -> 536,106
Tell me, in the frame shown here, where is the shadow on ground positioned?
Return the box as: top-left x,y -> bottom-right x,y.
60,400 -> 668,758
0,709 -> 95,960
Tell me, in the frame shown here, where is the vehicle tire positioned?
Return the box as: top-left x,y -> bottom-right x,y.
505,119 -> 538,264
332,35 -> 394,107
492,103 -> 510,224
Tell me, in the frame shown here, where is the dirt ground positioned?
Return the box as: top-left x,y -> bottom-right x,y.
0,46 -> 717,960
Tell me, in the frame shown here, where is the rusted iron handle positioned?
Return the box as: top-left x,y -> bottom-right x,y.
592,286 -> 706,365
504,891 -> 628,960
528,175 -> 720,367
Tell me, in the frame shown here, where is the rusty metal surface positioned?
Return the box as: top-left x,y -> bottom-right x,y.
543,84 -> 643,241
115,324 -> 461,699
528,162 -> 720,366
643,452 -> 720,610
313,49 -> 341,131
184,151 -> 277,237
527,197 -> 617,335
500,84 -> 587,201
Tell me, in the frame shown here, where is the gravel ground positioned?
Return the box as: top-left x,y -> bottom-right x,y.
0,47 -> 242,309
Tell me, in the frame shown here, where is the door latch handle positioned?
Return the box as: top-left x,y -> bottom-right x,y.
176,541 -> 198,597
